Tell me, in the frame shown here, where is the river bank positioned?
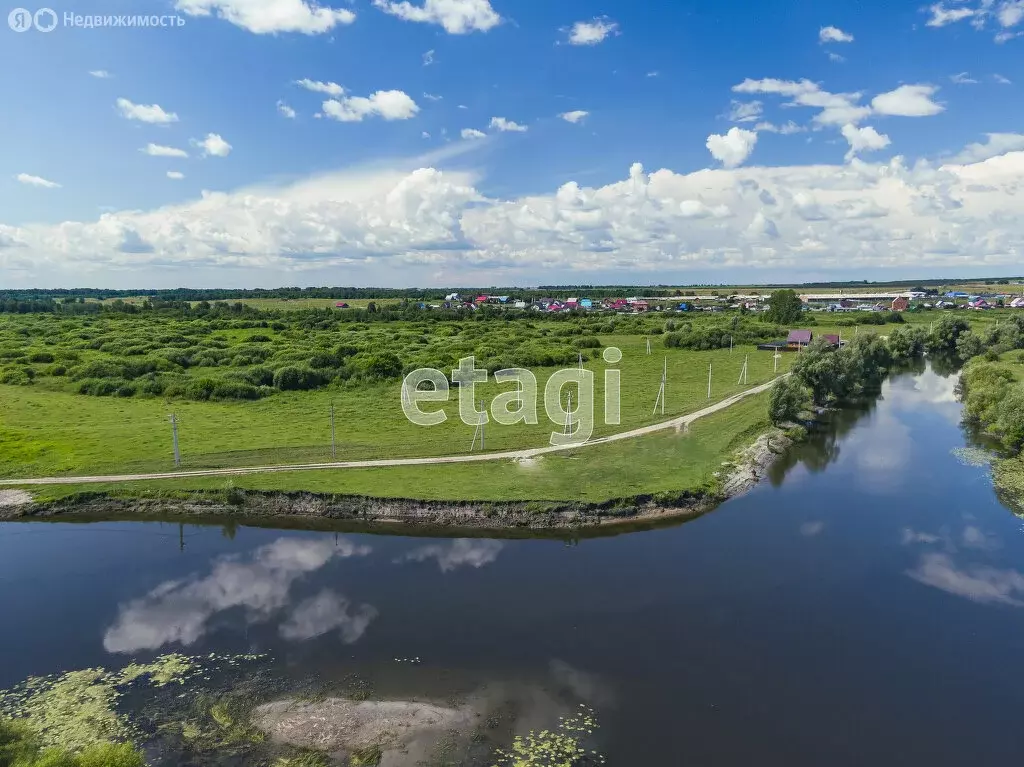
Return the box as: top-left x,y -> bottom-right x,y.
0,426 -> 793,531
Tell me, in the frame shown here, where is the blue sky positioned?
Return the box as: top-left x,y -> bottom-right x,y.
1,0 -> 1023,288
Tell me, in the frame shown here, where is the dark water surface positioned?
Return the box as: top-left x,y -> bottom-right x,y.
3,364 -> 1024,765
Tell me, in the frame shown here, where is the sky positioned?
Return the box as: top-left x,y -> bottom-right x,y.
1,0 -> 1023,289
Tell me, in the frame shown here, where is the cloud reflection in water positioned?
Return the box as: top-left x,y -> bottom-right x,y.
103,537 -> 372,653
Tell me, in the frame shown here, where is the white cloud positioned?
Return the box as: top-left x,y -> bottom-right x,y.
925,3 -> 976,26
166,171 -> 185,180
277,100 -> 297,118
489,116 -> 527,132
819,25 -> 854,42
733,77 -> 872,126
993,73 -> 1012,84
461,128 -> 486,139
279,589 -> 378,642
89,69 -> 112,78
323,90 -> 419,122
566,16 -> 619,45
998,0 -> 1024,27
116,97 -> 178,124
103,537 -> 371,652
192,133 -> 232,157
422,48 -> 435,65
754,120 -> 805,134
726,100 -> 763,122
8,146 -> 1024,286
295,78 -> 345,95
800,521 -> 825,536
828,52 -> 846,62
398,539 -> 504,572
646,70 -> 659,77
423,92 -> 443,101
871,84 -> 944,116
141,143 -> 189,158
951,71 -> 979,84
950,132 -> 1024,163
994,29 -> 1023,41
15,173 -> 61,189
706,127 -> 758,167
559,110 -> 589,124
421,131 -> 430,139
174,0 -> 355,34
841,123 -> 891,160
372,0 -> 500,33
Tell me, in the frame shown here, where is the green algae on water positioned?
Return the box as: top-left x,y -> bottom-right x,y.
0,652 -> 265,753
491,704 -> 606,767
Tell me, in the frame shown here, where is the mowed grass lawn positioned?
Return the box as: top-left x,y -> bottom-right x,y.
0,335 -> 794,478
21,391 -> 772,503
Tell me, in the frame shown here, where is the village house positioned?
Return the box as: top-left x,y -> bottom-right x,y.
787,329 -> 813,350
891,297 -> 909,312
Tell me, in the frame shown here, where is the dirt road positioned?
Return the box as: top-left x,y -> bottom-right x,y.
0,376 -> 784,487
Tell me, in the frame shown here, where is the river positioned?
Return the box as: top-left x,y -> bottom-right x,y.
2,363 -> 1024,765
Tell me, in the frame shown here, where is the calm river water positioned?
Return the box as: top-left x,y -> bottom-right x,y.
3,363 -> 1024,765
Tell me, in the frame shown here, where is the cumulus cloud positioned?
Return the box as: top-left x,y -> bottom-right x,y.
566,16 -> 619,45
15,173 -> 61,189
819,25 -> 854,42
871,84 -> 944,117
89,69 -> 112,78
174,0 -> 355,34
950,132 -> 1024,163
277,100 -> 297,118
191,133 -> 232,157
489,116 -> 527,132
142,143 -> 189,158
951,71 -> 979,84
322,90 -> 419,122
397,539 -> 504,572
841,124 -> 891,160
103,537 -> 372,652
116,98 -> 178,124
559,110 -> 589,123
461,128 -> 486,139
166,171 -> 185,180
372,0 -> 500,33
733,78 -> 872,126
706,127 -> 758,167
6,147 -> 1024,286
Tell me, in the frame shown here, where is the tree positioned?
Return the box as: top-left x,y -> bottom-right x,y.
768,376 -> 811,425
764,289 -> 804,325
955,331 -> 985,360
926,315 -> 970,353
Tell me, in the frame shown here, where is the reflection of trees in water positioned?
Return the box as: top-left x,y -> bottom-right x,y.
767,398 -> 877,486
928,353 -> 962,378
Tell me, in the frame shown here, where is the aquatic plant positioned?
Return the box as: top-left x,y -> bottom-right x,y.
951,447 -> 992,467
273,749 -> 332,767
0,653 -> 264,754
0,719 -> 144,767
491,705 -> 605,767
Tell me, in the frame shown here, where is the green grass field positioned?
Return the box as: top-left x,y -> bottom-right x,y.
18,390 -> 771,503
0,335 -> 793,478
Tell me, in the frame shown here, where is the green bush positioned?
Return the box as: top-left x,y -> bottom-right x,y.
273,366 -> 324,391
27,351 -> 55,363
0,367 -> 33,386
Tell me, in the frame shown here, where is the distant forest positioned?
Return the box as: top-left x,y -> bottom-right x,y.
2,275 -> 1022,305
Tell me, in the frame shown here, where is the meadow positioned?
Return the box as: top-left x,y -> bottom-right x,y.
0,299 -> 1017,501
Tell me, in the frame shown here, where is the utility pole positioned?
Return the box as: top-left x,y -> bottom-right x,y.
470,399 -> 486,451
330,402 -> 336,460
707,362 -> 713,400
169,413 -> 180,468
730,335 -> 733,354
774,351 -> 780,374
564,390 -> 574,437
737,354 -> 748,386
652,357 -> 667,415
646,337 -> 652,355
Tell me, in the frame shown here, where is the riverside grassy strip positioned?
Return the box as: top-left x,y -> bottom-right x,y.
1,299 -> 1020,506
